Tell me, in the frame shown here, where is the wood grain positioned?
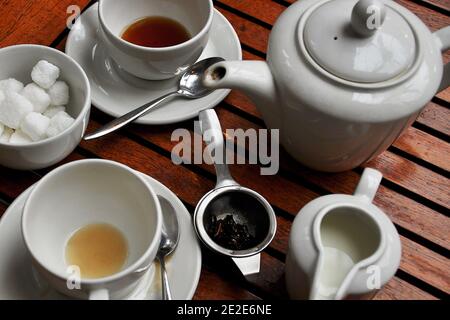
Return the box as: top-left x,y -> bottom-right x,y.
194,268 -> 261,300
373,277 -> 437,300
416,101 -> 450,136
0,0 -> 90,47
418,0 -> 450,13
393,126 -> 450,171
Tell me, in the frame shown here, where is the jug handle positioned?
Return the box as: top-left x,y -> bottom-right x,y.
198,110 -> 237,189
354,168 -> 382,203
434,26 -> 450,92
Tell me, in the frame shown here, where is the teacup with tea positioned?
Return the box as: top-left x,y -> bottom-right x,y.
97,0 -> 214,80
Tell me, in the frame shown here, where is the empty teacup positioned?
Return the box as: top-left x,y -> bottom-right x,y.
285,168 -> 402,300
97,0 -> 214,80
22,159 -> 162,300
194,110 -> 277,276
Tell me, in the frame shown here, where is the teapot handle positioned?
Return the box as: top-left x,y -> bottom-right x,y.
434,26 -> 450,92
354,168 -> 382,203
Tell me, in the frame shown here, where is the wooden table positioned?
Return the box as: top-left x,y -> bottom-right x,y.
0,0 -> 449,300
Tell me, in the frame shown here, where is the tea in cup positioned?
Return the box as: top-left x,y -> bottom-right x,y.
97,0 -> 214,80
22,159 -> 162,299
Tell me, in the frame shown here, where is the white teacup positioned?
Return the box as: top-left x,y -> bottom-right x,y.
98,0 -> 214,80
22,159 -> 162,300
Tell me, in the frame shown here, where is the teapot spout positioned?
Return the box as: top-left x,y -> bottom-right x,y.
203,61 -> 279,128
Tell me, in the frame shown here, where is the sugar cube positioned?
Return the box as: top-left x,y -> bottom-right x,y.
46,111 -> 75,137
0,91 -> 33,129
0,78 -> 24,93
48,81 -> 69,106
43,105 -> 66,118
21,83 -> 51,113
9,129 -> 33,145
20,112 -> 51,141
31,60 -> 60,89
0,126 -> 13,143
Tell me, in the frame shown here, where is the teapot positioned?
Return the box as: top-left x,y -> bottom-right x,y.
285,168 -> 401,299
203,0 -> 450,172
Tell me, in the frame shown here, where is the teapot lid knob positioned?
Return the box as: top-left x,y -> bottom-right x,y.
351,0 -> 386,37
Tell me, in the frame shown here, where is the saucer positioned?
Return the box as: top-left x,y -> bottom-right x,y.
0,172 -> 202,300
65,3 -> 242,125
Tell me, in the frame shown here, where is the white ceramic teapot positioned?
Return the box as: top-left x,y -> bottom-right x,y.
285,168 -> 401,300
203,0 -> 450,172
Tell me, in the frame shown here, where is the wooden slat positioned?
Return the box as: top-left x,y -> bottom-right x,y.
396,0 -> 450,32
400,236 -> 450,294
393,126 -> 450,171
216,6 -> 268,54
0,0 -> 90,47
418,0 -> 450,13
366,152 -> 449,209
416,101 -> 450,136
194,268 -> 261,300
373,277 -> 437,300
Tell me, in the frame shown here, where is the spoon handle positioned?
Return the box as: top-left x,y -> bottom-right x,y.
84,91 -> 180,140
159,256 -> 172,300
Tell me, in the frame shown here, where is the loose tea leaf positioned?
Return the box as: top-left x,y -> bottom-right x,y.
207,214 -> 255,250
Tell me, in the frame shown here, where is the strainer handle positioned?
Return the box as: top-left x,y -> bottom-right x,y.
199,110 -> 237,188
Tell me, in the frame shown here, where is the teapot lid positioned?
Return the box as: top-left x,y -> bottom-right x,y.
303,0 -> 416,83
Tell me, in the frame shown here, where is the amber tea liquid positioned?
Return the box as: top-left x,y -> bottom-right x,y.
65,223 -> 128,279
121,16 -> 191,48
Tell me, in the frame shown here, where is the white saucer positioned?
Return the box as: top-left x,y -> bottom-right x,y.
0,172 -> 202,300
65,4 -> 242,125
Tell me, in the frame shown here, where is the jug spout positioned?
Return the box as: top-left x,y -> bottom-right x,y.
203,61 -> 280,128
309,248 -> 356,300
